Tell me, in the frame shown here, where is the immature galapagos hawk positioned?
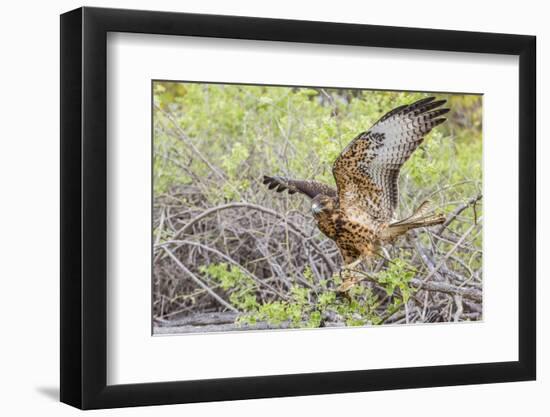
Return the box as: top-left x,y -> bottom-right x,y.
263,97 -> 449,290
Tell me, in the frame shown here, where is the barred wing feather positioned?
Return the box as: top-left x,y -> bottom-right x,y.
262,175 -> 337,199
332,97 -> 449,222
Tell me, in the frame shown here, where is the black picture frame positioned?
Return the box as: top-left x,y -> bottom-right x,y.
60,6 -> 536,410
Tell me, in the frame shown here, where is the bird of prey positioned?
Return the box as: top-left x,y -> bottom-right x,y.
263,96 -> 448,290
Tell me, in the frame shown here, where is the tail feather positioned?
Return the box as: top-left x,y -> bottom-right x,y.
387,214 -> 445,236
386,201 -> 445,237
391,200 -> 434,226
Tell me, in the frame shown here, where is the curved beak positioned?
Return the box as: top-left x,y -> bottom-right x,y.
311,202 -> 323,215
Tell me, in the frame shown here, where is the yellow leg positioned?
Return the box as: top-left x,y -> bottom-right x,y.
337,257 -> 365,293
346,257 -> 364,270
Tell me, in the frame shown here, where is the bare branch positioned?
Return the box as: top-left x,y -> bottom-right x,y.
171,202 -> 336,273
163,247 -> 238,312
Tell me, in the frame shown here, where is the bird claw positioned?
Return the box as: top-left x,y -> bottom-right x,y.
337,266 -> 360,293
336,258 -> 366,293
337,277 -> 358,293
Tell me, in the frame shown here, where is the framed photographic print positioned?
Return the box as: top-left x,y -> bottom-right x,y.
60,6 -> 536,410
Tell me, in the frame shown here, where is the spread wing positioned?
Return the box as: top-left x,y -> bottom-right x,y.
263,175 -> 337,199
333,97 -> 449,222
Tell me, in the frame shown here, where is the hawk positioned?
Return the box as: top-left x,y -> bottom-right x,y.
263,97 -> 449,288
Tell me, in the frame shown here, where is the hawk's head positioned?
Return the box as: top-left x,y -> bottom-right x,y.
311,195 -> 336,217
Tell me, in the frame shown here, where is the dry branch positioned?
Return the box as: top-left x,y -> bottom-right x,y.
159,239 -> 288,299
163,247 -> 238,312
171,201 -> 336,272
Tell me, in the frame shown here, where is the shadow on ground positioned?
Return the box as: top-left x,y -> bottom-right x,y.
36,386 -> 59,401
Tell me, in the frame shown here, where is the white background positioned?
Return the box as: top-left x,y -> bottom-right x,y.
108,34 -> 518,384
0,0 -> 545,415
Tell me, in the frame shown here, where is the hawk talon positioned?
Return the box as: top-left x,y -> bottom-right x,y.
337,259 -> 365,293
337,277 -> 359,293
